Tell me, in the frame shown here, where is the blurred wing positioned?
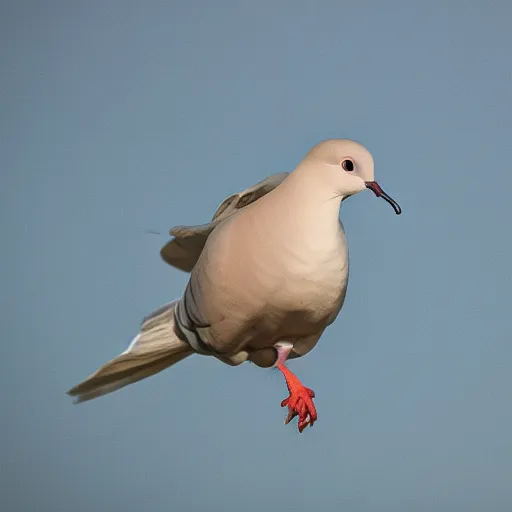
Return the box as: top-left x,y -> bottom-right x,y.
160,172 -> 289,272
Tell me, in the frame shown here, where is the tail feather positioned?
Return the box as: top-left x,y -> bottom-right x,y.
67,300 -> 194,403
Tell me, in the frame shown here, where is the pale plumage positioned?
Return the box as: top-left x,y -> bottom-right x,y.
68,139 -> 400,432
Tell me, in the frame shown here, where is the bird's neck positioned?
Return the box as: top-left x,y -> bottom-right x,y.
277,168 -> 343,228
267,168 -> 348,279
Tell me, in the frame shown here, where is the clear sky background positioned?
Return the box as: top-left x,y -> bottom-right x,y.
2,1 -> 511,511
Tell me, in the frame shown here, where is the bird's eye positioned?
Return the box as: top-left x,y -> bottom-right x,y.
341,159 -> 354,171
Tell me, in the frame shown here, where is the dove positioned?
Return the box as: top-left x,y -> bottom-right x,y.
68,139 -> 401,432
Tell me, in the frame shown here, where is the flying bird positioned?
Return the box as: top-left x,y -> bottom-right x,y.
68,139 -> 401,432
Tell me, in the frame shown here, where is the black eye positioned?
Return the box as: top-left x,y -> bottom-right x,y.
341,159 -> 354,171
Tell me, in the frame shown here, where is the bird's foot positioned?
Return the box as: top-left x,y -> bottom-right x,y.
276,363 -> 317,433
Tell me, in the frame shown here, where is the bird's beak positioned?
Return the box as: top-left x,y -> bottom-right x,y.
365,181 -> 402,215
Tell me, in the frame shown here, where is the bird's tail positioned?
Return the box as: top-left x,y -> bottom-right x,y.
67,300 -> 194,403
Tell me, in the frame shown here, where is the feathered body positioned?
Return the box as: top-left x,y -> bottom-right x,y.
68,139 -> 400,433
179,164 -> 349,360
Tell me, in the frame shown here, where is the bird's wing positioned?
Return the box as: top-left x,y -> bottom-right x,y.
160,172 -> 289,272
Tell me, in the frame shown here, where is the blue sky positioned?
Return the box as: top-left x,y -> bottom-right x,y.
2,2 -> 511,511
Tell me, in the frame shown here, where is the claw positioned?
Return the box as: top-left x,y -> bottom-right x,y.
284,406 -> 298,425
277,363 -> 317,433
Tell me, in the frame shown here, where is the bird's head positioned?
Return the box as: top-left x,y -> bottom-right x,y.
301,139 -> 401,214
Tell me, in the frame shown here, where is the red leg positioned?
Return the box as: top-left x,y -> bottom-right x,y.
275,343 -> 317,433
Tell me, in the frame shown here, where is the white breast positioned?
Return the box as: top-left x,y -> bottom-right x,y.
271,219 -> 349,325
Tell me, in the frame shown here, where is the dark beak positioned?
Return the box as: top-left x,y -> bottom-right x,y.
365,181 -> 402,215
